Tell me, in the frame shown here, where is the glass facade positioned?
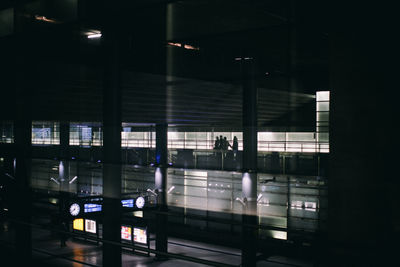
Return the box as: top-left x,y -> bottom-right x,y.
0,0 -> 336,265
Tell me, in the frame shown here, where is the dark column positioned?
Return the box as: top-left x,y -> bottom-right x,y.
12,1 -> 32,264
241,58 -> 258,267
59,122 -> 70,247
155,124 -> 168,259
328,3 -> 399,266
102,1 -> 122,266
59,122 -> 70,193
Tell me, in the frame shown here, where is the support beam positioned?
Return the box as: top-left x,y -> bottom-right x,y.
12,1 -> 32,264
59,122 -> 70,193
59,122 -> 70,247
155,123 -> 168,259
102,1 -> 122,266
241,58 -> 258,267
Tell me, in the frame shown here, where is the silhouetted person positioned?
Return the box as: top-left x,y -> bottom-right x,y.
214,136 -> 220,150
222,137 -> 230,150
232,136 -> 238,159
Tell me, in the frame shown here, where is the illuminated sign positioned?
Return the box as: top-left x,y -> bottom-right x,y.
121,199 -> 134,208
85,219 -> 97,234
121,226 -> 132,241
133,227 -> 147,244
84,203 -> 102,213
73,218 -> 84,231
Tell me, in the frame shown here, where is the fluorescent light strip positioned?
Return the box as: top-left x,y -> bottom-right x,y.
88,33 -> 102,39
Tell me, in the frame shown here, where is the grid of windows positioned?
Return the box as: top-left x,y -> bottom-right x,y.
32,121 -> 60,145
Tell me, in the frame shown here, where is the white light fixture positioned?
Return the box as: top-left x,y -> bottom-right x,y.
236,197 -> 246,207
50,177 -> 60,185
69,176 -> 78,184
88,33 -> 102,39
146,188 -> 158,196
167,186 -> 175,194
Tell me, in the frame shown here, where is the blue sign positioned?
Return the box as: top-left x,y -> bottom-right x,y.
84,203 -> 102,213
121,199 -> 134,208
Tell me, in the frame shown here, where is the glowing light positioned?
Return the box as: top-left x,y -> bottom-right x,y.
305,201 -> 317,211
133,227 -> 147,244
121,226 -> 132,240
155,167 -> 163,190
167,42 -> 199,50
34,15 -> 57,23
50,177 -> 60,185
183,44 -> 199,50
167,186 -> 175,194
271,230 -> 287,240
133,211 -> 143,218
73,218 -> 84,231
316,91 -> 330,101
85,219 -> 97,234
88,33 -> 102,39
167,42 -> 181,47
69,176 -> 78,184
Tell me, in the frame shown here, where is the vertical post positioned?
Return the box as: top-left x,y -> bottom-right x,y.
102,1 -> 122,266
59,122 -> 70,246
286,176 -> 291,240
13,1 -> 32,264
155,124 -> 168,259
241,58 -> 258,267
59,122 -> 70,192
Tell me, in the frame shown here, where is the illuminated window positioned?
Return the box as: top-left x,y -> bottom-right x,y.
0,121 -> 13,144
305,201 -> 317,211
32,121 -> 60,145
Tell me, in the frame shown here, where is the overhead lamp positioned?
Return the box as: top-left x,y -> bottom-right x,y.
88,33 -> 102,39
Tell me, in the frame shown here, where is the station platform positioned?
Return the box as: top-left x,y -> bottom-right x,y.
0,220 -> 313,267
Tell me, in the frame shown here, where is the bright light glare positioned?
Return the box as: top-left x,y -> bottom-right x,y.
316,91 -> 330,101
88,33 -> 102,39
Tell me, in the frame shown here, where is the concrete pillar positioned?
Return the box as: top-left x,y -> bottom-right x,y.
102,1 -> 122,266
241,58 -> 258,267
155,124 -> 168,259
328,2 -> 399,265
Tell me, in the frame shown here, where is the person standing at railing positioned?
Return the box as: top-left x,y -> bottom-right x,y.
232,136 -> 238,159
222,136 -> 230,150
213,136 -> 220,150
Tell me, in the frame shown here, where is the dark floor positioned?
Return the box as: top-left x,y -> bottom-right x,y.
0,219 -> 313,267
